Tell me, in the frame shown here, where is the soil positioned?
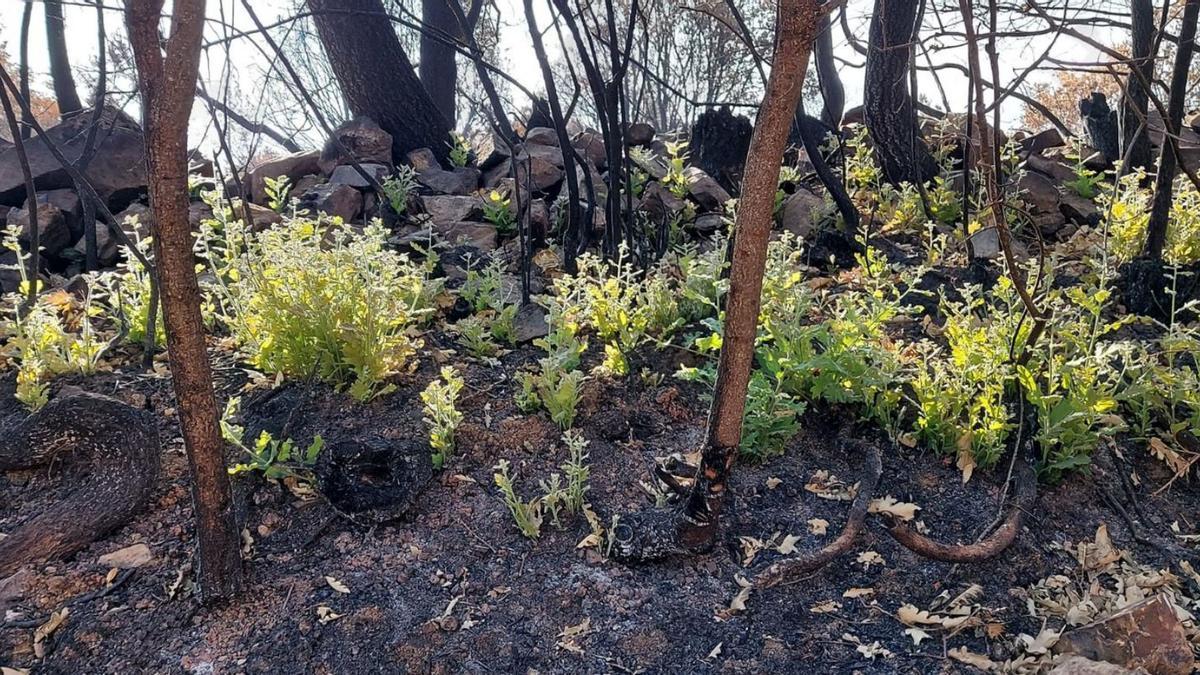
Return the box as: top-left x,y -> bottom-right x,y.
0,330 -> 1197,674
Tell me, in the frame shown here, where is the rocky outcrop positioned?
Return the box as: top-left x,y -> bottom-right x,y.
319,116 -> 393,175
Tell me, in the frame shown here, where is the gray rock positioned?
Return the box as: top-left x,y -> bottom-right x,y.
406,147 -> 441,173
625,122 -> 656,146
572,131 -> 607,169
246,150 -> 321,204
967,226 -> 1001,259
328,163 -> 389,189
638,181 -> 686,220
435,221 -> 497,251
1020,128 -> 1065,156
11,189 -> 82,256
298,183 -> 362,222
418,167 -> 481,196
683,166 -> 731,212
0,106 -> 146,210
524,127 -> 560,147
690,213 -> 725,234
515,145 -> 565,192
76,202 -> 152,266
1060,191 -> 1102,227
421,195 -> 484,226
1026,153 -> 1076,183
1017,171 -> 1061,215
319,116 -> 393,174
779,188 -> 825,239
476,133 -> 513,171
512,303 -> 549,343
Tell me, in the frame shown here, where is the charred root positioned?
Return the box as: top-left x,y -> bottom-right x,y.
754,439 -> 883,589
887,458 -> 1036,563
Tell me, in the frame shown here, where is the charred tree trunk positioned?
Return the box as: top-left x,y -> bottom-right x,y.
44,0 -> 83,117
813,12 -> 844,128
126,0 -> 243,601
18,0 -> 33,139
863,0 -> 936,185
1121,0 -> 1154,171
307,0 -> 452,163
420,0 -> 459,124
1144,0 -> 1199,261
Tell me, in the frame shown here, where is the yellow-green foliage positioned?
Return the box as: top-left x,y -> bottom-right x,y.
1107,171 -> 1200,264
421,366 -> 465,468
97,224 -> 165,347
210,215 -> 439,401
4,279 -> 111,410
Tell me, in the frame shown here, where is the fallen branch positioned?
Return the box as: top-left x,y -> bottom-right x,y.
754,438 -> 883,589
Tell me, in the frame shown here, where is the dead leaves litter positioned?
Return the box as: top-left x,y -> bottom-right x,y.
868,496 -> 921,521
805,470 -> 857,501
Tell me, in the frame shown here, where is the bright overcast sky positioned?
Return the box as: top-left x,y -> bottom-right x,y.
1,0 -> 1111,156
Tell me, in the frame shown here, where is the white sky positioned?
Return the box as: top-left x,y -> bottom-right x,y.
0,0 -> 1112,157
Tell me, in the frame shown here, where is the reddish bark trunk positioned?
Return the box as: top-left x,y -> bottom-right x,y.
126,0 -> 243,601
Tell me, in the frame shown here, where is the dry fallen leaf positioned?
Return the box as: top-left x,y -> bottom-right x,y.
807,518 -> 830,536
956,434 -> 976,483
765,477 -> 782,490
843,587 -> 874,599
775,534 -> 802,555
805,470 -> 858,501
856,551 -> 885,569
556,618 -> 592,654
706,642 -> 722,660
904,627 -> 932,645
724,575 -> 753,617
869,496 -> 921,522
33,608 -> 68,659
810,600 -> 841,614
948,647 -> 996,670
325,576 -> 350,594
316,605 -> 342,624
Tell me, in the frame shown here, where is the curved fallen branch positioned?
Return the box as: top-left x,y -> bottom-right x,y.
754,438 -> 883,589
887,457 -> 1036,563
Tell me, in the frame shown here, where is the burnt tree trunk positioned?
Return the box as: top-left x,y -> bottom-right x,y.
18,0 -> 33,139
813,12 -> 844,127
126,0 -> 243,601
676,0 -> 825,551
420,0 -> 459,124
44,0 -> 83,116
1144,0 -> 1199,261
1122,0 -> 1155,171
863,0 -> 936,185
307,0 -> 452,163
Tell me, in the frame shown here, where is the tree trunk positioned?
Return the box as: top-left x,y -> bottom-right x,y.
813,12 -> 844,128
126,0 -> 243,601
1144,0 -> 1199,261
420,0 -> 458,124
19,0 -> 34,139
1121,0 -> 1154,172
307,0 -> 452,163
863,0 -> 936,186
44,0 -> 83,116
676,0 -> 825,551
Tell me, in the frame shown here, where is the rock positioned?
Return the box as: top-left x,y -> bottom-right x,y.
625,122 -> 656,146
406,148 -> 441,173
630,150 -> 668,181
1048,656 -> 1147,674
434,221 -> 497,251
482,162 -> 510,189
319,116 -> 393,174
841,105 -> 865,126
298,183 -> 362,222
967,226 -> 1001,259
1186,111 -> 1200,134
638,182 -> 687,220
683,166 -> 731,212
0,106 -> 146,211
246,202 -> 284,232
690,213 -> 725,234
515,145 -> 565,192
328,163 -> 389,189
421,195 -> 484,226
1027,153 -> 1076,183
1053,595 -> 1194,675
246,150 -> 321,205
925,113 -> 1008,162
779,188 -> 825,239
417,167 -> 481,196
529,198 -> 550,243
1020,128 -> 1066,156
524,127 -> 560,147
188,201 -> 214,231
11,189 -> 82,256
98,543 -> 153,569
572,131 -> 607,169
1060,191 -> 1102,227
512,303 -> 548,343
75,202 -> 152,266
476,133 -> 512,171
1018,171 -> 1061,214
1083,151 -> 1110,171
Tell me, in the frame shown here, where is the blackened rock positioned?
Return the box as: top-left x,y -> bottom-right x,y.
315,436 -> 433,523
